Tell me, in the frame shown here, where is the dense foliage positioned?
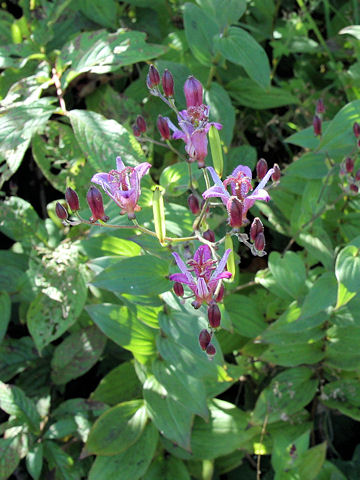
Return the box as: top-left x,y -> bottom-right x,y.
1,0 -> 360,479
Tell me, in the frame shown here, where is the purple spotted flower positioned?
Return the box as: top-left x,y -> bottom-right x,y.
91,156 -> 151,220
169,245 -> 232,308
202,165 -> 275,228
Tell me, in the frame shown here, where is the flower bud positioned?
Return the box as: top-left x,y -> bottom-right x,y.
199,329 -> 211,351
313,115 -> 322,136
147,64 -> 160,88
184,76 -> 203,108
350,184 -> 359,193
208,301 -> 221,328
187,194 -> 200,214
355,169 -> 360,181
87,186 -> 109,223
157,115 -> 170,140
250,217 -> 263,241
316,99 -> 325,114
55,202 -> 68,220
272,163 -> 281,182
65,187 -> 80,211
205,343 -> 216,356
136,115 -> 147,133
227,197 -> 244,228
162,69 -> 174,97
256,158 -> 268,180
132,124 -> 141,137
215,283 -> 225,303
345,157 -> 354,173
353,122 -> 360,138
254,232 -> 265,252
203,229 -> 215,243
173,282 -> 184,297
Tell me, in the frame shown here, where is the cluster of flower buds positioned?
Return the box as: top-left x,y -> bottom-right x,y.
55,186 -> 110,224
147,64 -> 174,98
339,122 -> 360,193
250,217 -> 265,254
354,122 -> 360,149
198,328 -> 216,357
313,98 -> 325,137
132,115 -> 147,137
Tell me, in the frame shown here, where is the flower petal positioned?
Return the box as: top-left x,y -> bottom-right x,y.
253,168 -> 274,195
196,277 -> 209,300
134,162 -> 151,179
169,273 -> 193,285
210,248 -> 232,282
116,156 -> 125,171
193,245 -> 212,264
171,252 -> 195,285
232,165 -> 252,179
202,185 -> 229,203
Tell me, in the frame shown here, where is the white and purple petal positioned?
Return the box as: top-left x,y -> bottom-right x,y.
232,165 -> 252,179
171,252 -> 195,286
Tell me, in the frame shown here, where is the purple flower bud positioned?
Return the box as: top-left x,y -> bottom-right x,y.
227,197 -> 244,228
136,115 -> 147,133
256,158 -> 268,180
350,184 -> 359,193
254,232 -> 265,252
199,329 -> 211,351
173,281 -> 184,297
215,283 -> 225,303
65,187 -> 80,211
87,186 -> 109,223
316,99 -> 325,114
272,163 -> 281,182
147,64 -> 160,88
132,124 -> 141,137
353,122 -> 360,138
313,115 -> 322,136
203,229 -> 215,243
55,202 -> 68,220
162,69 -> 174,97
184,76 -> 203,108
250,217 -> 263,241
205,343 -> 216,356
345,157 -> 354,173
355,169 -> 360,181
208,302 -> 221,328
187,194 -> 200,214
157,115 -> 170,140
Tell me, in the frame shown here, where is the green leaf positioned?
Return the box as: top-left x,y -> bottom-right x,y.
43,440 -> 77,480
253,367 -> 318,424
0,381 -> 41,433
51,326 -> 107,385
91,361 -> 142,405
143,375 -> 193,451
144,455 -> 191,480
205,82 -> 235,146
227,77 -> 298,109
85,399 -> 147,456
216,27 -> 270,88
58,29 -> 166,88
285,152 -> 328,179
322,380 -> 360,421
260,342 -> 324,367
315,461 -> 347,480
0,438 -> 21,480
268,251 -> 307,299
297,229 -> 334,271
88,422 -> 158,480
79,235 -> 141,258
325,324 -> 360,370
160,162 -> 202,197
0,292 -> 10,344
183,3 -> 219,66
0,337 -> 39,382
286,124 -> 326,150
271,423 -> 311,473
27,267 -> 87,353
335,245 -> 360,293
195,0 -> 246,30
295,443 -> 327,480
301,273 -> 337,318
0,98 -> 56,184
77,0 -> 119,29
69,109 -> 147,173
0,196 -> 48,246
91,255 -> 169,296
43,418 -> 78,440
26,443 -> 43,480
224,294 -> 267,337
225,145 -> 257,175
86,304 -> 157,363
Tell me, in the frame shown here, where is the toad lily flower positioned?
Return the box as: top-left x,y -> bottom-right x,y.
169,245 -> 232,309
91,156 -> 151,220
203,165 -> 275,228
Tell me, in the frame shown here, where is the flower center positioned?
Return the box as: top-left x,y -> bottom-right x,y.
186,105 -> 208,127
224,172 -> 252,200
109,167 -> 134,191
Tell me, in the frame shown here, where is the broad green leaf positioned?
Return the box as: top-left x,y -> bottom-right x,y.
295,443 -> 327,480
297,229 -> 334,271
26,443 -> 43,480
260,341 -> 324,367
58,29 -> 166,88
0,438 -> 20,480
253,367 -> 318,424
0,98 -> 56,184
160,162 -> 202,197
77,0 -> 119,28
335,245 -> 360,293
0,292 -> 10,344
88,422 -> 158,480
216,27 -> 270,88
224,294 -> 267,337
51,326 -> 107,385
144,455 -> 191,480
315,461 -> 347,480
143,375 -> 193,451
225,145 -> 257,175
268,251 -> 307,299
43,418 -> 78,440
195,0 -> 246,30
85,400 -> 147,456
91,255 -> 169,296
183,3 -> 219,66
91,361 -> 142,405
79,235 -> 141,258
227,77 -> 298,109
286,123 -> 327,150
43,441 -> 78,480
86,304 -> 157,363
0,196 -> 48,246
285,152 -> 328,179
69,109 -> 148,174
0,337 -> 39,382
325,325 -> 360,370
0,42 -> 40,69
205,82 -> 235,146
271,423 -> 311,473
319,100 -> 360,160
0,381 -> 41,433
301,273 -> 337,318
